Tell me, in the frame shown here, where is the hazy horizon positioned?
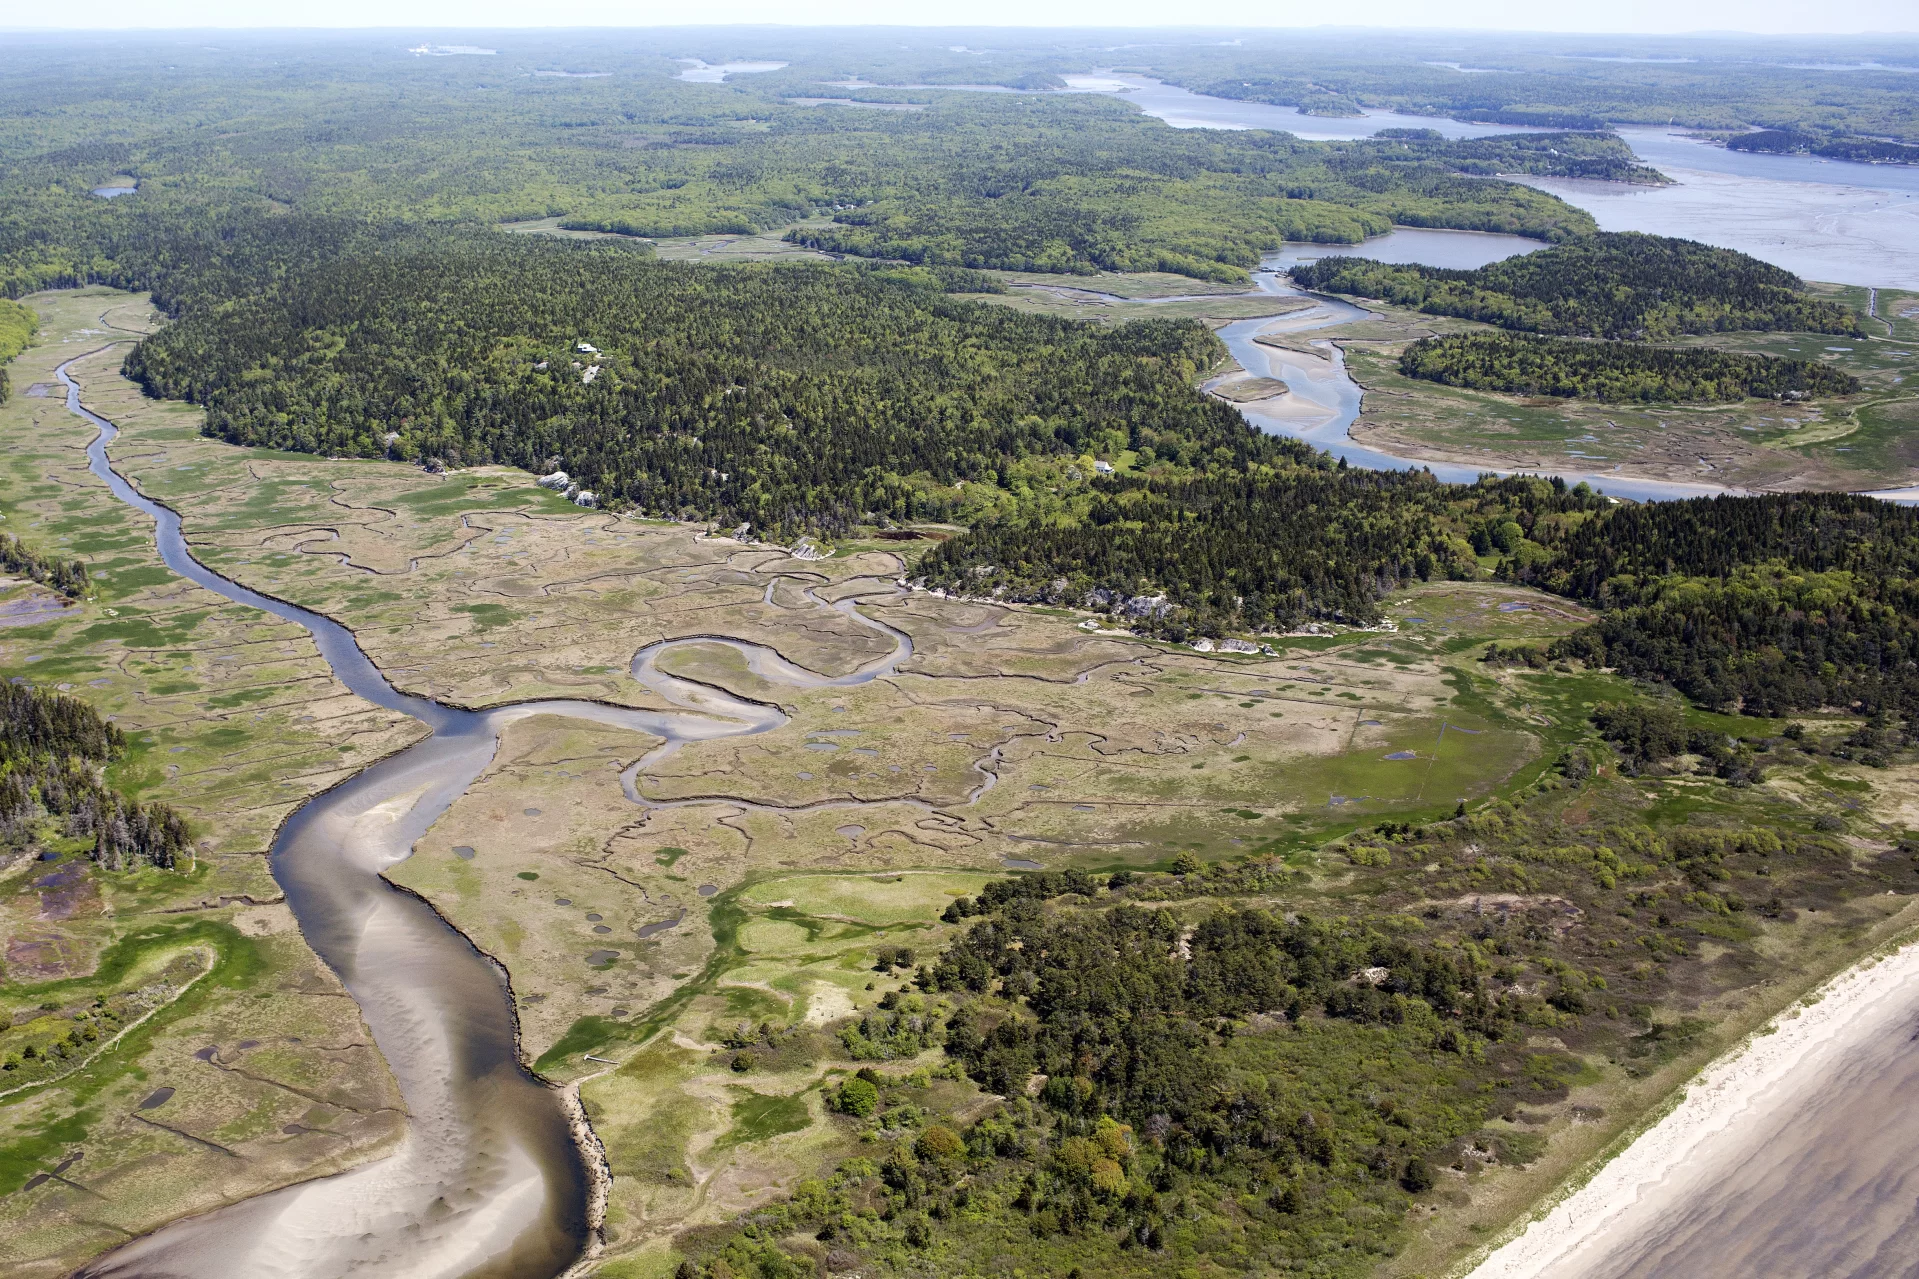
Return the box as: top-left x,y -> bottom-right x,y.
5,7 -> 1916,36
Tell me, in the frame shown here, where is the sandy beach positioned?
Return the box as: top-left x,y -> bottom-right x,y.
1466,936 -> 1919,1279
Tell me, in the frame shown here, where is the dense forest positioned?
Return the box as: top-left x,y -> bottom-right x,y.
920,464 -> 1492,633
123,224 -> 1267,539
0,683 -> 192,870
675,751 -> 1919,1279
918,472 -> 1593,630
1508,494 -> 1919,716
1397,332 -> 1859,403
1726,130 -> 1919,165
1290,233 -> 1862,339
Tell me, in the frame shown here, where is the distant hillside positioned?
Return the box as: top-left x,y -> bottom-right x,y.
1727,130 -> 1919,165
1397,332 -> 1860,402
1289,232 -> 1862,338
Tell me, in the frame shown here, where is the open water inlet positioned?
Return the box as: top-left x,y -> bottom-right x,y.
51,355 -> 912,1279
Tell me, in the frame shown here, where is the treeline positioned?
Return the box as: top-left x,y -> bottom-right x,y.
1727,130 -> 1919,165
924,480 -> 1919,719
0,683 -> 191,870
123,222 -> 1271,541
1372,129 -> 1668,183
919,473 -> 1602,634
0,531 -> 90,599
0,298 -> 34,403
922,464 -> 1509,632
1398,332 -> 1858,403
1290,232 -> 1862,339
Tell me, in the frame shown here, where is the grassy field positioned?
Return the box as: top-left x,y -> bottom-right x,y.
370,560 -> 1604,1269
502,217 -> 840,265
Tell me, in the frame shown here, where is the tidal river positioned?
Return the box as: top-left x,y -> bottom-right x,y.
1211,234 -> 1735,502
53,353 -> 910,1279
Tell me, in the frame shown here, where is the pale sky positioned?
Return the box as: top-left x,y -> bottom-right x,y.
3,1 -> 1915,35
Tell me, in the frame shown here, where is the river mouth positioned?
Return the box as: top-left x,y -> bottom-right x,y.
53,354 -> 915,1279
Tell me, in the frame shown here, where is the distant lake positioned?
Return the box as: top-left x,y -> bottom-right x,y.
1061,74 -> 1557,140
1620,129 -> 1919,197
678,60 -> 786,83
91,185 -> 136,198
1267,227 -> 1544,272
1079,76 -> 1919,287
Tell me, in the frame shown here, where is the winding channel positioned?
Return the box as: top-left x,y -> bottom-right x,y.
1211,259 -> 1739,503
53,355 -> 912,1279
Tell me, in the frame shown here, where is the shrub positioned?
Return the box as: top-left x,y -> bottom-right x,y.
915,1124 -> 965,1162
834,1076 -> 879,1118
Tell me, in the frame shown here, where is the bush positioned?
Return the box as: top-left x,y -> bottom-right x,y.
834,1076 -> 879,1118
915,1124 -> 966,1162
874,944 -> 917,971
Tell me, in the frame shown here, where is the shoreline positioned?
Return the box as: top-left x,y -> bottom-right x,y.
1462,922 -> 1919,1278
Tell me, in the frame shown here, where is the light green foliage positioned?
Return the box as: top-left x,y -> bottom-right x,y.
0,298 -> 33,402
833,1076 -> 879,1118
